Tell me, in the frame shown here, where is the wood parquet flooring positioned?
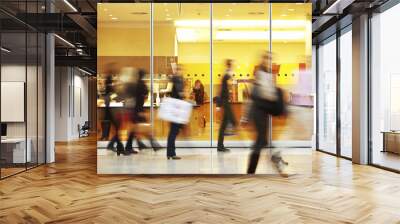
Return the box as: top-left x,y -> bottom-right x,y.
1,136 -> 400,223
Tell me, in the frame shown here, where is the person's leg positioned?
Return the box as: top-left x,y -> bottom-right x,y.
167,123 -> 181,158
225,104 -> 237,128
217,111 -> 228,149
247,109 -> 267,174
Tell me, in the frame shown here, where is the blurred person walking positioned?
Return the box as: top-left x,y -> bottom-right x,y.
122,67 -> 139,155
217,59 -> 237,152
128,69 -> 161,151
247,52 -> 289,176
104,64 -> 125,156
166,65 -> 185,160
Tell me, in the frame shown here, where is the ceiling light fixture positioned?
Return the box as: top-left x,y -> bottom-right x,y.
288,8 -> 295,11
111,17 -> 118,20
54,34 -> 75,48
63,0 -> 78,12
1,47 -> 11,53
281,14 -> 288,17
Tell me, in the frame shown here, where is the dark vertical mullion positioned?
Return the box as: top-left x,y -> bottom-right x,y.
36,0 -> 39,167
336,29 -> 341,157
25,0 -> 28,171
316,45 -> 319,150
367,11 -> 373,165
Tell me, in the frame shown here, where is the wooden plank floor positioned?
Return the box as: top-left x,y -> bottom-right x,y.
1,137 -> 400,223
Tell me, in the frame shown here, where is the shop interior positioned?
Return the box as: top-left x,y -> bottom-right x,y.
96,3 -> 313,174
97,3 -> 313,143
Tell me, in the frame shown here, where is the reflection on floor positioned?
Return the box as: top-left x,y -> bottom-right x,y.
373,151 -> 400,171
97,147 -> 312,174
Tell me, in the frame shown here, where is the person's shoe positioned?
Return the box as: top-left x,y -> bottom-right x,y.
167,156 -> 181,160
107,142 -> 115,151
271,154 -> 289,177
137,140 -> 147,150
125,147 -> 138,155
151,141 -> 163,151
217,147 -> 230,152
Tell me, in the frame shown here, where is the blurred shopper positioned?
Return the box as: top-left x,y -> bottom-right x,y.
217,59 -> 237,152
104,65 -> 125,156
131,69 -> 161,151
166,65 -> 185,160
191,80 -> 205,105
122,67 -> 139,155
101,63 -> 116,140
247,52 -> 289,176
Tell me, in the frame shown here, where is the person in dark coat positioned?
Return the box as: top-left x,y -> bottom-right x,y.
125,69 -> 161,151
247,52 -> 289,176
217,59 -> 237,152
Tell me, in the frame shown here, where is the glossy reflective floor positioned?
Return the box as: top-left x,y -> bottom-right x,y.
1,136 -> 400,223
98,147 -> 311,174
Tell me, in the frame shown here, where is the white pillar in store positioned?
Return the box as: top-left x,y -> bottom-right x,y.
45,1 -> 56,163
352,14 -> 369,164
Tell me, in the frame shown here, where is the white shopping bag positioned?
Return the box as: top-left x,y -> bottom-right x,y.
158,97 -> 193,124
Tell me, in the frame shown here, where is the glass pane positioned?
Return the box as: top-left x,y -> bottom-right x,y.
97,2 -> 151,142
340,29 -> 352,158
153,3 -> 211,147
371,6 -> 400,171
97,3 -> 151,173
212,3 -> 269,148
271,3 -> 313,144
317,37 -> 337,154
1,28 -> 28,177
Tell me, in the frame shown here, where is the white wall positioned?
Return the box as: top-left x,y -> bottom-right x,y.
55,67 -> 89,141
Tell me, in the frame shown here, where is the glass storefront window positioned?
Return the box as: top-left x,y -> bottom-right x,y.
317,36 -> 337,154
371,4 -> 400,171
271,3 -> 313,144
97,3 -> 312,174
339,28 -> 352,158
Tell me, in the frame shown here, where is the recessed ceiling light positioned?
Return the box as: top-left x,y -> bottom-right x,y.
226,14 -> 230,17
232,3 -> 237,5
109,14 -> 112,17
166,18 -> 172,21
104,8 -> 107,11
281,14 -> 287,17
164,3 -> 168,6
165,8 -> 169,11
288,8 -> 295,11
111,17 -> 118,20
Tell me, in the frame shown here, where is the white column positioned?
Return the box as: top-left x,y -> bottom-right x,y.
352,14 -> 369,164
46,33 -> 55,163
